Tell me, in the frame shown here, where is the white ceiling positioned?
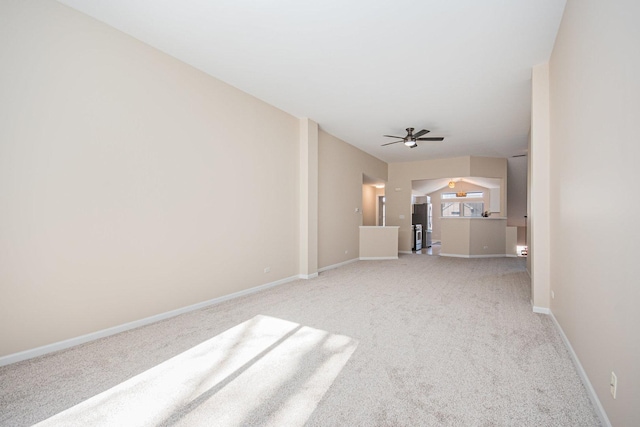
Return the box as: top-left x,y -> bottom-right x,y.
57,0 -> 566,164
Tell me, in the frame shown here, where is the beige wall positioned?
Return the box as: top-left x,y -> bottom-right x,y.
548,0 -> 640,424
507,156 -> 528,246
507,157 -> 528,228
441,218 -> 507,257
530,62 -> 551,310
358,227 -> 398,259
0,0 -> 301,356
440,219 -> 470,256
468,219 -> 506,256
362,185 -> 377,226
526,131 -> 532,274
387,156 -> 507,252
470,157 -> 508,216
318,131 -> 387,269
299,118 -> 319,277
516,227 -> 526,247
505,227 -> 518,257
427,181 -> 492,241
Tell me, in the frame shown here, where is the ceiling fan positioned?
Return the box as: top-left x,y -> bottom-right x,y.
381,127 -> 444,148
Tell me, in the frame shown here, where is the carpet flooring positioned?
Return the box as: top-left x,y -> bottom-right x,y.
0,255 -> 601,426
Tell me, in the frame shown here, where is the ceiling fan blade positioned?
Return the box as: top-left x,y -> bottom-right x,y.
413,129 -> 430,138
415,137 -> 444,141
381,140 -> 403,146
383,135 -> 404,139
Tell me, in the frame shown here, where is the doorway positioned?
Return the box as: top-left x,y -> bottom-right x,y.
378,196 -> 385,226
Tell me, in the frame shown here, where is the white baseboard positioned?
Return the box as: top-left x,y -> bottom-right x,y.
0,274 -> 301,367
532,305 -> 550,314
398,251 -> 413,255
318,258 -> 359,273
440,253 -> 508,258
506,254 -> 518,258
359,256 -> 398,260
549,311 -> 611,427
298,272 -> 318,279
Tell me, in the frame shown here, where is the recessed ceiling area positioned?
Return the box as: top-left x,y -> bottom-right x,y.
363,174 -> 385,189
56,0 -> 566,163
412,177 -> 502,196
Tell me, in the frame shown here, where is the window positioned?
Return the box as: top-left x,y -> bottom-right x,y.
441,191 -> 483,199
441,201 -> 484,217
441,202 -> 460,217
462,202 -> 483,217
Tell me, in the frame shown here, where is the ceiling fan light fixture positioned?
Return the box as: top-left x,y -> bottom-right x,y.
381,127 -> 443,148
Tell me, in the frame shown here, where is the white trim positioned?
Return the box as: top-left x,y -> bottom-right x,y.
317,258 -> 359,273
398,251 -> 413,255
549,311 -> 612,427
359,256 -> 398,260
0,274 -> 301,367
506,254 -> 518,258
532,306 -> 550,314
298,272 -> 318,280
439,253 -> 508,258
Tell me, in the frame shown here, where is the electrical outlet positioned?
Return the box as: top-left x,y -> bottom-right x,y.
483,245 -> 489,249
264,267 -> 271,273
610,372 -> 617,399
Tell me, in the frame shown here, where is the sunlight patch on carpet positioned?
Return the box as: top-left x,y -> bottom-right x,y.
34,315 -> 358,427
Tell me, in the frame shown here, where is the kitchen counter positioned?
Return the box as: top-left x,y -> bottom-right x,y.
359,226 -> 399,260
440,217 -> 507,257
